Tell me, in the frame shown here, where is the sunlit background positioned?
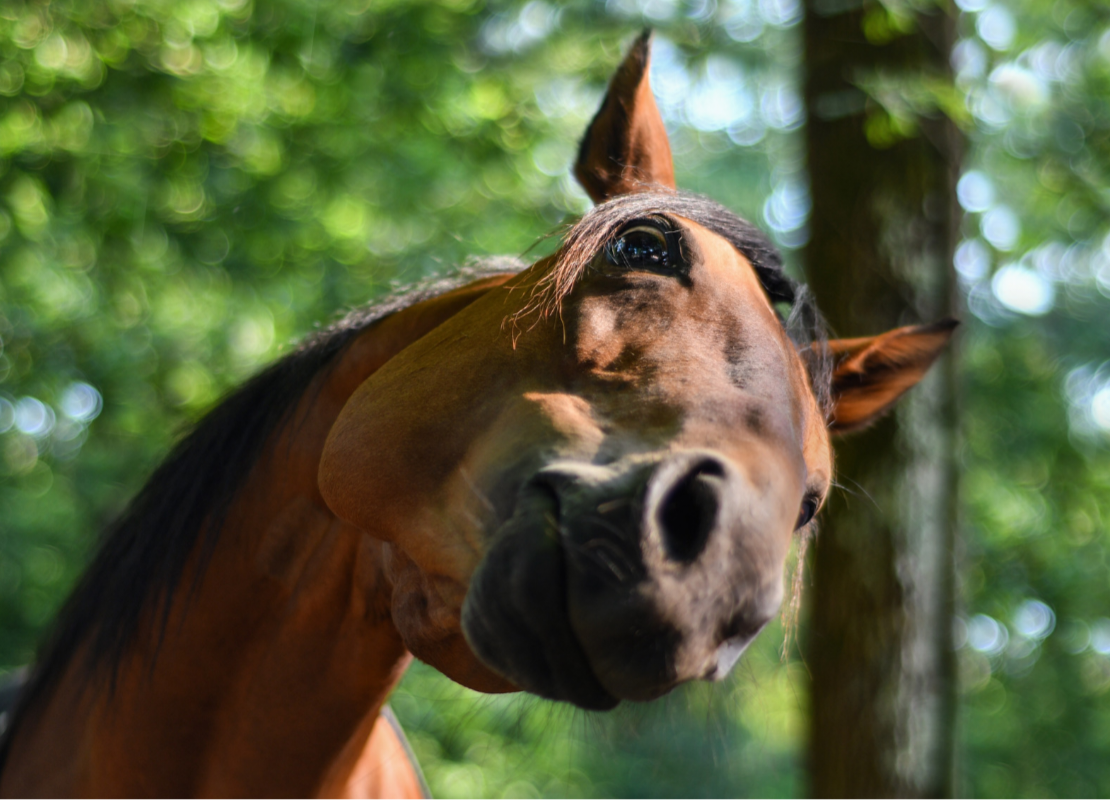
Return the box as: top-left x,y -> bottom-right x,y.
1,0 -> 1108,796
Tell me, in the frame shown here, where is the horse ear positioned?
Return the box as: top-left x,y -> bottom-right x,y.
574,29 -> 676,203
826,319 -> 958,433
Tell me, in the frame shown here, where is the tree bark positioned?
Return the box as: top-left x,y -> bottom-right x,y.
801,0 -> 961,797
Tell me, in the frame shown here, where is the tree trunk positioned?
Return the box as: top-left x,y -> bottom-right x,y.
801,1 -> 961,797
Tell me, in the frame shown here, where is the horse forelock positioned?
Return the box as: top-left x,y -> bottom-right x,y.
516,191 -> 833,415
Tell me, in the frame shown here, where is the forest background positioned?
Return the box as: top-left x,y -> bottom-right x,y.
1,0 -> 1108,796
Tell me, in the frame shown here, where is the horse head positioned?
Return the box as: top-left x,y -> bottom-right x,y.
318,32 -> 954,711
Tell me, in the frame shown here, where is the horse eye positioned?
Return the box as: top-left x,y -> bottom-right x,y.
605,225 -> 671,271
795,496 -> 819,531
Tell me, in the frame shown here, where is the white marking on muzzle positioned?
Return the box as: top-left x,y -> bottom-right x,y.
710,632 -> 759,680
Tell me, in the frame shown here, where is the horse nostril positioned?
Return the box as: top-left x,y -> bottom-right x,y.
657,459 -> 725,563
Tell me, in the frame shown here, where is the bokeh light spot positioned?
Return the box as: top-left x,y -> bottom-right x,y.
60,382 -> 102,422
1012,599 -> 1055,640
968,614 -> 1009,655
957,171 -> 995,212
14,397 -> 55,438
991,263 -> 1054,315
1091,619 -> 1110,656
977,5 -> 1016,51
955,239 -> 991,280
981,205 -> 1021,250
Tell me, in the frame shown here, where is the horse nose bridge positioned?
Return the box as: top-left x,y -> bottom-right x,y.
533,450 -> 750,552
531,455 -> 662,520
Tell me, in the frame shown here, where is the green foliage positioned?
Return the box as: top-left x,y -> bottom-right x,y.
951,0 -> 1110,794
0,0 -> 571,667
2,0 -> 1108,796
391,620 -> 808,798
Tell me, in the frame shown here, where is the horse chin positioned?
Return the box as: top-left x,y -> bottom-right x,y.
461,484 -> 620,711
383,542 -> 519,695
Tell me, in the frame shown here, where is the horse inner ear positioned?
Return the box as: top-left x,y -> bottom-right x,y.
574,29 -> 676,203
826,318 -> 958,433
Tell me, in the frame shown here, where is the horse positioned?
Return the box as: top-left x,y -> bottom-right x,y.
0,31 -> 955,797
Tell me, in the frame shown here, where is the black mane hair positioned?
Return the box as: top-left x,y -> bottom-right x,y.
0,258 -> 525,771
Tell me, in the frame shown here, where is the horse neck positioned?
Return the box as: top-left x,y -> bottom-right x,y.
1,274 -> 513,797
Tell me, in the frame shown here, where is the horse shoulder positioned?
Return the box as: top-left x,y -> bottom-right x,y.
317,705 -> 428,799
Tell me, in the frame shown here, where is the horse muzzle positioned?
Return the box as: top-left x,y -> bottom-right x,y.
461,450 -> 787,709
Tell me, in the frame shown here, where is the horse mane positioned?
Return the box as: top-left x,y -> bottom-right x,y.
0,257 -> 526,771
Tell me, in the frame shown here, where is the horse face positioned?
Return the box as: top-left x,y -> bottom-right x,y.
321,212 -> 827,709
319,32 -> 954,709
455,212 -> 832,708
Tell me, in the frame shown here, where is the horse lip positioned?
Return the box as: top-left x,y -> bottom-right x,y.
707,632 -> 758,681
545,468 -> 687,703
461,481 -> 619,711
704,619 -> 769,681
528,480 -> 621,710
